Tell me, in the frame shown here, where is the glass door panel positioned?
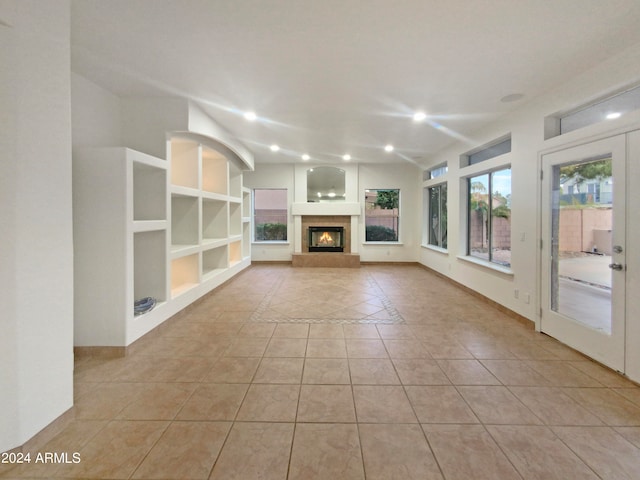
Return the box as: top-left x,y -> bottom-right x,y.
541,135 -> 625,372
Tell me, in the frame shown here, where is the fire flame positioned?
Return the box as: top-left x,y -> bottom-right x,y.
318,231 -> 334,245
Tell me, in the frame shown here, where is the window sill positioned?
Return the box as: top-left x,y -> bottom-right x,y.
457,255 -> 514,276
421,244 -> 448,255
363,241 -> 404,246
252,241 -> 290,245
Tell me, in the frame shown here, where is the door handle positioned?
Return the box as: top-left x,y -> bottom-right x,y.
609,263 -> 624,271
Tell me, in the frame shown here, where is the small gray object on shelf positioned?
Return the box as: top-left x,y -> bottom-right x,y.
134,297 -> 156,316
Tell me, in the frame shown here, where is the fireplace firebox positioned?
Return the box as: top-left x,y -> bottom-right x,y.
308,226 -> 344,252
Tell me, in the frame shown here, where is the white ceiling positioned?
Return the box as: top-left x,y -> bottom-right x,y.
71,0 -> 640,166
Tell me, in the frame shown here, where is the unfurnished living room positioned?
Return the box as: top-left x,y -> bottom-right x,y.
3,1 -> 640,479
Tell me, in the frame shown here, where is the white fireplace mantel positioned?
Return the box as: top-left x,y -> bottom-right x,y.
291,202 -> 360,216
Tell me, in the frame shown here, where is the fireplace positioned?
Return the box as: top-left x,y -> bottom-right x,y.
308,226 -> 344,252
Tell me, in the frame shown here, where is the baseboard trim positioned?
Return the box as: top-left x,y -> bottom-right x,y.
74,346 -> 127,358
415,262 -> 533,328
5,406 -> 75,456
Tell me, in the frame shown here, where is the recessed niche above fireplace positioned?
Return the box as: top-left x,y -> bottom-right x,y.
308,226 -> 344,252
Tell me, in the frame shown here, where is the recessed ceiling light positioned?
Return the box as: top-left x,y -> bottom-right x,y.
301,154 -> 310,161
328,192 -> 336,198
244,111 -> 257,121
413,112 -> 427,122
606,112 -> 622,120
270,144 -> 280,152
384,144 -> 394,152
342,154 -> 351,161
317,192 -> 321,198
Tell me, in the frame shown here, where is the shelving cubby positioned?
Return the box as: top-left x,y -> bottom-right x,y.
242,221 -> 251,259
171,253 -> 200,298
202,198 -> 228,245
133,230 -> 167,308
229,240 -> 243,267
242,188 -> 251,220
202,145 -> 228,195
229,160 -> 243,199
170,138 -> 199,189
229,200 -> 242,237
133,159 -> 167,222
202,245 -> 228,280
171,193 -> 199,256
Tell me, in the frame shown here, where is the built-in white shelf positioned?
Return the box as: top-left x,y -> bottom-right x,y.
74,133 -> 252,348
171,185 -> 200,198
202,191 -> 228,202
170,243 -> 200,259
201,238 -> 228,250
73,147 -> 170,347
132,220 -> 168,233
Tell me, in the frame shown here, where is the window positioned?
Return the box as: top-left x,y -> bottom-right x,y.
461,136 -> 511,167
365,189 -> 399,241
555,84 -> 640,136
468,168 -> 511,267
428,184 -> 447,248
253,189 -> 287,241
424,164 -> 448,181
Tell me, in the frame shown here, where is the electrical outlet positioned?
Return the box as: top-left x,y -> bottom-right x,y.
524,293 -> 530,304
514,289 -> 519,299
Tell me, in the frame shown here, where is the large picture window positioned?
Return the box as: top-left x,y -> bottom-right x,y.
365,189 -> 399,242
253,189 -> 287,241
468,168 -> 511,266
428,184 -> 447,249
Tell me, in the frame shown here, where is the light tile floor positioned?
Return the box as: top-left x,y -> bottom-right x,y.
3,264 -> 640,479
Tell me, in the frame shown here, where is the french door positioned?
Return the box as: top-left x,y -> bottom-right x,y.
540,135 -> 626,372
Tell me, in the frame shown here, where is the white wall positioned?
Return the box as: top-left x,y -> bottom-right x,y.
421,41 -> 640,368
244,162 -> 421,262
71,72 -> 122,149
244,164 -> 296,261
359,163 -> 422,263
419,41 -> 640,326
0,0 -> 74,452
